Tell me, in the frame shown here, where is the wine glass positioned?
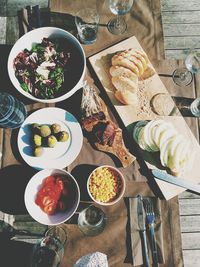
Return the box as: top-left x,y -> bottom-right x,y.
31,226 -> 67,267
107,0 -> 134,35
78,205 -> 106,236
172,49 -> 200,86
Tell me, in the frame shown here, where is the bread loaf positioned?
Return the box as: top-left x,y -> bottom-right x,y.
110,49 -> 155,105
111,76 -> 138,94
115,90 -> 138,105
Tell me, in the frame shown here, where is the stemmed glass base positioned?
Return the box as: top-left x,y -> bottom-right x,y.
172,68 -> 193,86
107,16 -> 127,35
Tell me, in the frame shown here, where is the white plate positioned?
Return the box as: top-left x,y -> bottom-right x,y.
24,168 -> 80,225
18,107 -> 83,170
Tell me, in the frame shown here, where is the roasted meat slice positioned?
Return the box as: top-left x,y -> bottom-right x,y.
82,111 -> 106,132
81,82 -> 136,167
92,121 -> 116,146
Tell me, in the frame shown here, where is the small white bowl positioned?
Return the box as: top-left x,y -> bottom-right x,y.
87,165 -> 126,206
24,168 -> 80,225
8,27 -> 86,103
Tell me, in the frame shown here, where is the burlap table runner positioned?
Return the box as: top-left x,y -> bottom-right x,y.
49,0 -> 164,60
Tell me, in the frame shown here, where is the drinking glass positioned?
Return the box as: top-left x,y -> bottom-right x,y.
189,97 -> 200,117
78,205 -> 106,236
31,226 -> 67,267
107,0 -> 134,35
0,92 -> 27,129
75,8 -> 100,44
172,49 -> 200,86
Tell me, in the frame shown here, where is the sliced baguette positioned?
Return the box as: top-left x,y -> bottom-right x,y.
112,54 -> 140,77
115,90 -> 138,105
111,75 -> 138,93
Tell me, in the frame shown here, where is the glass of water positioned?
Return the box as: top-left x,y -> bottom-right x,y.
75,8 -> 100,44
172,49 -> 200,86
0,92 -> 27,129
31,226 -> 67,267
78,205 -> 106,236
108,0 -> 134,35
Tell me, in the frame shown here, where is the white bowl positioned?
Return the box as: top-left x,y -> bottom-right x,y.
8,27 -> 86,103
24,168 -> 80,225
87,165 -> 126,206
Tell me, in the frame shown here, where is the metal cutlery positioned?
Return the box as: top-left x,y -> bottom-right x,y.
152,169 -> 200,195
143,198 -> 159,267
137,195 -> 150,267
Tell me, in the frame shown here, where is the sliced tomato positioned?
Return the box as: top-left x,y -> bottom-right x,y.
43,201 -> 57,215
43,175 -> 56,185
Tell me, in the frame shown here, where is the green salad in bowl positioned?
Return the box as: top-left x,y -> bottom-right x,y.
13,38 -> 70,99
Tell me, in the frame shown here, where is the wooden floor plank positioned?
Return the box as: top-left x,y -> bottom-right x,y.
180,215 -> 200,232
183,250 -> 200,267
162,11 -> 200,24
179,191 -> 200,199
0,0 -> 7,16
165,49 -> 200,59
163,24 -> 200,37
6,16 -> 19,45
179,199 -> 200,215
164,36 -> 200,50
182,233 -> 200,249
0,17 -> 7,44
161,0 -> 200,12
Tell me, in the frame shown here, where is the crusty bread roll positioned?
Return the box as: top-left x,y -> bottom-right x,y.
127,49 -> 148,71
115,89 -> 138,105
117,51 -> 144,76
139,64 -> 155,81
110,48 -> 155,105
111,76 -> 138,94
112,54 -> 140,77
110,65 -> 138,81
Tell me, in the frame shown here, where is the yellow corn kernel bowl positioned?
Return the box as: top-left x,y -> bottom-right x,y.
87,165 -> 126,206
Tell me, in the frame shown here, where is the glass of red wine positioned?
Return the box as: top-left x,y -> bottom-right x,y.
31,226 -> 67,267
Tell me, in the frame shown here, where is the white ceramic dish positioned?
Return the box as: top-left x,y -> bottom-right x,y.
8,27 -> 86,103
24,168 -> 80,225
17,107 -> 83,170
87,165 -> 126,206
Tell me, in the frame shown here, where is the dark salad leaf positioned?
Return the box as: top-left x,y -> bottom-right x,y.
13,38 -> 70,99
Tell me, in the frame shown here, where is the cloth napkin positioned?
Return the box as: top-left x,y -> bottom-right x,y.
129,197 -> 164,266
74,252 -> 109,267
18,5 -> 50,36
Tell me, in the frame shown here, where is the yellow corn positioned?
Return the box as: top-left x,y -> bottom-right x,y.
89,167 -> 122,203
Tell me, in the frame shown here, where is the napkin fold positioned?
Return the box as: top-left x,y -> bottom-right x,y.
129,197 -> 165,266
74,252 -> 109,267
18,5 -> 50,36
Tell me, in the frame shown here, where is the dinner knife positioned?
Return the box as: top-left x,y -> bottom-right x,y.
137,195 -> 150,267
152,169 -> 200,195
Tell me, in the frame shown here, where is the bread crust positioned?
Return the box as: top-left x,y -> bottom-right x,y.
115,90 -> 138,105
112,54 -> 140,77
110,48 -> 155,105
109,65 -> 138,81
111,76 -> 138,93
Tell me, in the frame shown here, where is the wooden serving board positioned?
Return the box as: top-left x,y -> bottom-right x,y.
88,36 -> 200,200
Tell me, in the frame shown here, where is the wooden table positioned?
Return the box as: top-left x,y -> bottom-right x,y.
1,0 -> 200,266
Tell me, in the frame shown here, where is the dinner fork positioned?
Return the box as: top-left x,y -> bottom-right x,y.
143,199 -> 159,267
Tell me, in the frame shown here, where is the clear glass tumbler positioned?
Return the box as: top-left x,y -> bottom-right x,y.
78,205 -> 106,236
75,8 -> 100,44
0,92 -> 27,129
31,226 -> 67,267
190,97 -> 200,117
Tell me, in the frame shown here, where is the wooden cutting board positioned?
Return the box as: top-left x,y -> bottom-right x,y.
88,36 -> 200,200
